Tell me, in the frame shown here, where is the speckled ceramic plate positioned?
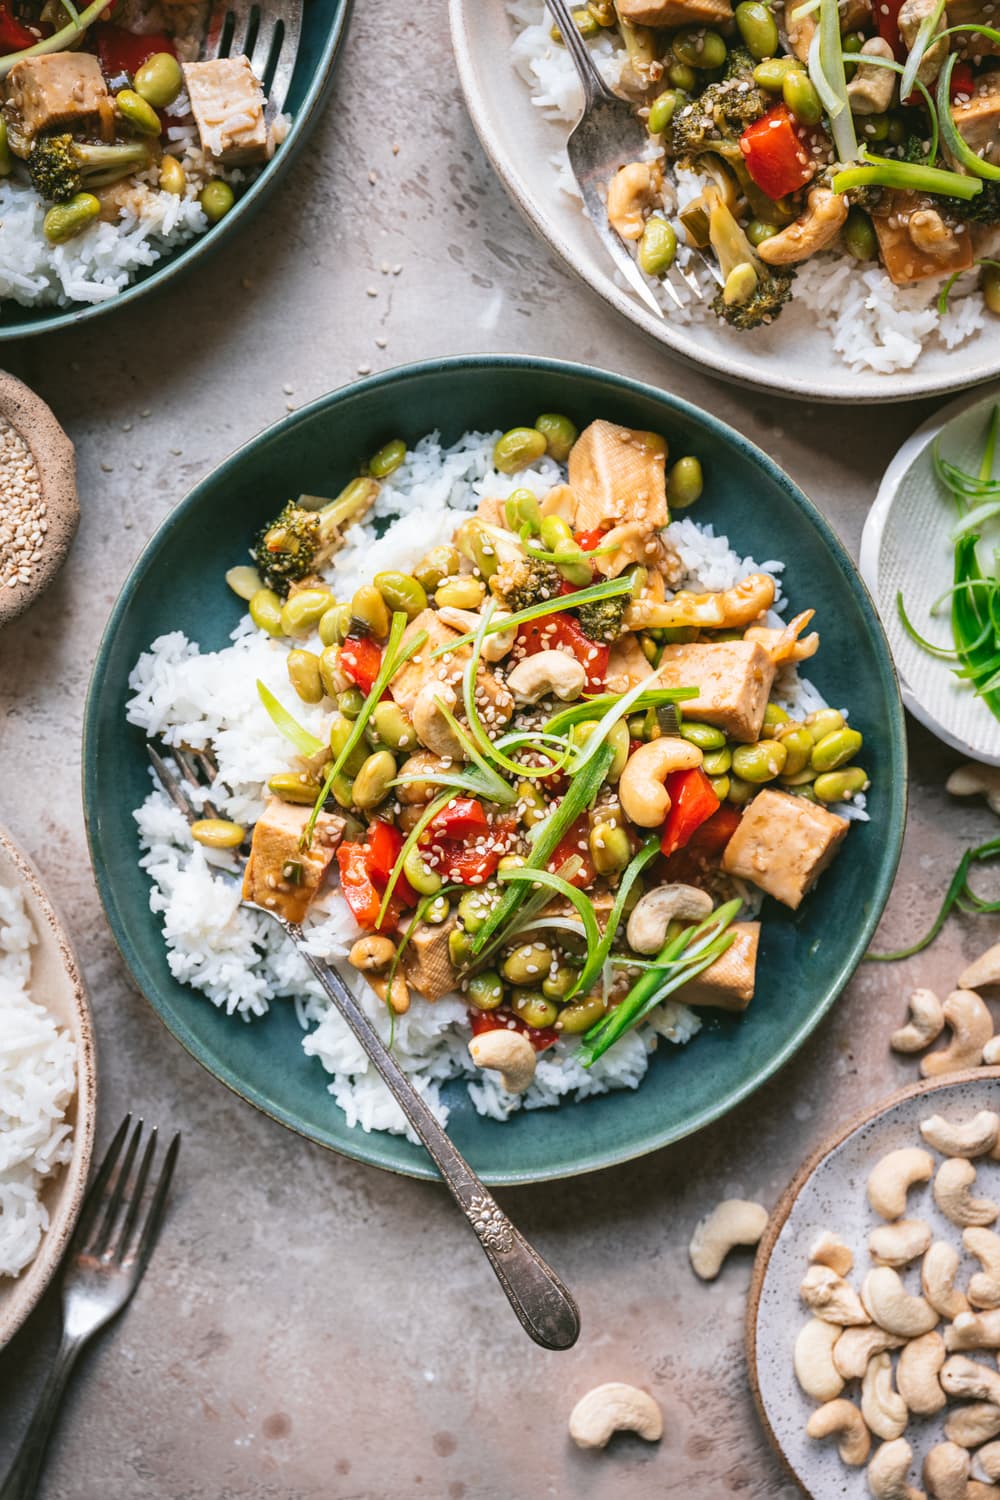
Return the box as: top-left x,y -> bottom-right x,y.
0,373 -> 78,629
449,0 -> 1000,403
749,1069 -> 1000,1498
861,385 -> 1000,766
1,0 -> 351,341
0,827 -> 96,1348
83,355 -> 906,1185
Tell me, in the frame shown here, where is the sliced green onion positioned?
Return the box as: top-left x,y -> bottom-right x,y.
833,154 -> 983,199
867,836 -> 1000,960
936,51 -> 1000,183
498,866 -> 601,959
567,836 -> 661,1002
430,576 -> 634,657
951,499 -> 1000,540
567,657 -> 689,778
900,0 -> 946,111
896,593 -> 959,659
838,54 -> 939,164
430,693 -> 517,804
257,679 -> 324,757
809,26 -> 846,123
545,687 -> 699,737
819,0 -> 857,161
790,0 -> 821,19
459,601 -> 556,780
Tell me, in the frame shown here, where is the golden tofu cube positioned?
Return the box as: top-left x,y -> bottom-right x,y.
616,0 -> 734,26
242,798 -> 343,925
681,923 -> 760,1013
5,52 -> 108,142
722,789 -> 849,910
182,55 -> 269,166
403,917 -> 460,1001
655,640 -> 775,743
567,420 -> 668,534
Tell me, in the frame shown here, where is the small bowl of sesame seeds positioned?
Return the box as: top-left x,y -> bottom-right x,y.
0,373 -> 77,628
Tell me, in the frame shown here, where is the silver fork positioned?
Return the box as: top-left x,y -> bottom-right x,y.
146,744 -> 581,1353
0,1117 -> 179,1500
546,0 -> 713,315
203,0 -> 302,120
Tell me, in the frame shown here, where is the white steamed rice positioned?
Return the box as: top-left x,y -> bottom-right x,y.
126,427 -> 861,1142
0,879 -> 76,1278
507,0 -> 993,375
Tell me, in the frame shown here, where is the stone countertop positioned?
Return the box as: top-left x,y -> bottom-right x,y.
0,3 -> 997,1497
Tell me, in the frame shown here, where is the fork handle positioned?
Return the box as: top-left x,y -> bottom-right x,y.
0,1333 -> 84,1500
545,0 -> 618,107
291,932 -> 580,1351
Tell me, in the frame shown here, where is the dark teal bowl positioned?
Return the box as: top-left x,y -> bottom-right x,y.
0,0 -> 349,341
83,356 -> 907,1184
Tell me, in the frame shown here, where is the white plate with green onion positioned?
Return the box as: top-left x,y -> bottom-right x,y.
861,385 -> 1000,765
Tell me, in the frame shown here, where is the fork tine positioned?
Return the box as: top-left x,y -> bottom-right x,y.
117,1126 -> 159,1261
229,2 -> 260,61
202,0 -> 230,59
147,745 -> 198,823
69,1114 -> 131,1255
264,8 -> 300,117
87,1119 -> 143,1259
173,746 -> 219,819
132,1133 -> 181,1276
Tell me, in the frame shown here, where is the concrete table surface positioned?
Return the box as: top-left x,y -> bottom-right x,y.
0,3 -> 997,1497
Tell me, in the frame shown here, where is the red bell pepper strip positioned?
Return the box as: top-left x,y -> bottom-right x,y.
468,1007 -> 558,1053
339,635 -> 382,696
419,797 -> 489,844
660,767 -> 721,858
739,105 -> 817,200
574,527 -> 608,553
950,60 -> 976,101
548,814 -> 597,889
91,23 -> 177,82
873,0 -> 908,62
0,6 -> 36,50
516,614 -> 609,692
426,839 -> 502,886
686,803 -> 742,857
336,843 -> 390,930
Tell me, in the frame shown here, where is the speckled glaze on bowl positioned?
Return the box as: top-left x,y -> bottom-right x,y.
449,0 -> 1000,404
748,1069 -> 1000,1498
0,373 -> 77,628
0,827 -> 96,1348
83,355 -> 906,1185
0,0 -> 350,342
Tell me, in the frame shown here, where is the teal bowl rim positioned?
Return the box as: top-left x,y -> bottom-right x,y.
0,0 -> 351,342
82,353 -> 908,1184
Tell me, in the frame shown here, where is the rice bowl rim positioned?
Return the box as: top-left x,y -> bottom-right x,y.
449,0 -> 1000,405
82,353 -> 907,1184
0,0 -> 352,342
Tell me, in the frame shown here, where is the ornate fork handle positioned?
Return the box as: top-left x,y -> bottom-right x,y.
546,0 -> 619,107
288,925 -> 580,1351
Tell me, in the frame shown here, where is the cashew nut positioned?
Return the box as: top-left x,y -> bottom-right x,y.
892,988 -> 946,1053
908,209 -> 962,261
436,606 -> 516,663
946,1402 -> 1000,1449
947,761 -> 1000,817
348,934 -> 396,973
934,1157 -> 999,1228
867,1438 -> 926,1500
921,990 -> 994,1077
923,1442 -> 971,1500
606,160 -> 664,241
757,188 -> 849,266
810,1230 -> 854,1277
897,1331 -> 947,1417
985,1037 -> 1000,1066
846,35 -> 896,114
794,1317 -> 844,1400
944,1309 -> 1000,1351
921,1112 -> 1000,1159
801,1264 -> 870,1326
568,1382 -> 663,1449
941,1354 -> 1000,1404
868,1148 -> 935,1220
688,1198 -> 768,1280
923,1240 -> 971,1321
862,1350 -> 909,1440
973,1443 -> 1000,1485
961,942 -> 1000,992
468,1029 -> 537,1095
870,1219 -> 933,1268
964,1228 -> 1000,1309
806,1398 -> 871,1466
969,1483 -> 1000,1499
862,1266 -> 938,1337
834,1325 -> 906,1380
370,971 -> 410,1015
412,682 -> 466,759
620,738 -> 703,829
626,883 -> 714,955
505,649 -> 585,706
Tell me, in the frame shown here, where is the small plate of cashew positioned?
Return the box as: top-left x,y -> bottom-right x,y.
748,1069 -> 1000,1499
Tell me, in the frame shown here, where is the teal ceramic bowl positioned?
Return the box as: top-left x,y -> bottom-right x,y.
84,356 -> 907,1185
0,0 -> 350,341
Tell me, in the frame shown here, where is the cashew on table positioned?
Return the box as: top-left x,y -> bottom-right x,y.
568,1383 -> 663,1450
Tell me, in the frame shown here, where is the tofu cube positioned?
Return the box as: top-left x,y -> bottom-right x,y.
403,917 -> 460,1001
655,640 -> 775,743
616,0 -> 734,27
182,55 -> 269,166
681,922 -> 760,1013
721,789 -> 849,910
242,798 -> 344,924
5,52 -> 108,142
567,420 -> 668,534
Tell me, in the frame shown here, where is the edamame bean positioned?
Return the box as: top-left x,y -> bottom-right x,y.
268,771 -> 318,804
552,542 -> 592,588
329,716 -> 369,776
424,893 -> 451,924
589,822 -> 631,874
814,766 -> 869,802
510,990 -> 560,1029
502,942 -> 556,986
369,438 -> 406,478
374,570 -> 427,620
493,427 -> 547,473
287,648 -> 324,704
337,687 -> 365,718
735,0 -> 779,59
731,739 -> 788,783
249,587 -> 284,636
133,52 -> 183,108
330,773 -> 355,808
860,112 -> 889,142
810,726 -> 863,773
727,776 -> 755,805
467,970 -> 504,1011
747,218 -> 779,248
763,702 -> 790,727
505,488 -> 542,533
753,56 -> 803,90
680,721 -> 726,751
225,565 -> 262,600
43,192 -> 100,244
454,518 -> 501,580
191,818 -> 245,849
449,927 -> 474,967
0,119 -> 11,178
159,154 -> 186,195
534,412 -> 578,463
403,844 -> 442,895
551,6 -> 599,40
539,514 -> 573,551
804,708 -> 845,743
985,264 -> 1000,315
775,723 -> 813,776
844,207 -> 876,268
516,780 -> 548,827
702,746 -> 732,776
280,586 -> 334,637
372,700 -> 417,751
200,180 -> 234,223
640,634 -> 659,665
782,70 -> 822,125
413,545 -> 461,592
498,854 -> 526,873
606,719 -> 630,782
886,113 -> 907,144
116,87 -> 161,134
647,88 -> 683,134
435,576 -> 485,609
317,647 -> 344,700
780,766 -> 817,786
556,992 -> 607,1033
709,774 -> 731,800
350,584 -> 391,639
542,965 -> 576,1001
352,750 -> 396,810
673,26 -> 727,68
638,216 -> 678,277
667,455 -> 703,509
458,888 -> 494,933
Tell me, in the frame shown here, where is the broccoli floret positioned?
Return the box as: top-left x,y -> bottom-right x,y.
668,67 -> 767,165
937,181 -> 1000,225
488,555 -> 563,613
576,592 -> 629,644
27,134 -> 152,204
705,186 -> 796,329
711,269 -> 795,328
252,478 -> 380,595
